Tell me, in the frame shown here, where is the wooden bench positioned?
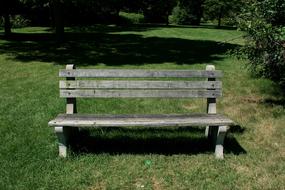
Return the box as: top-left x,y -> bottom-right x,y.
48,64 -> 234,159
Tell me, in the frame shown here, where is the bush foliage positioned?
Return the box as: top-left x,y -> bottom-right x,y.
203,0 -> 243,26
238,0 -> 285,85
0,15 -> 30,28
171,0 -> 203,25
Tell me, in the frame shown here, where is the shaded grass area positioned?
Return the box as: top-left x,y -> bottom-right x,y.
0,25 -> 284,189
0,26 -> 238,66
70,127 -> 245,156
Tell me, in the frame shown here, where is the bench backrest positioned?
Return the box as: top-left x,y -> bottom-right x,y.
59,66 -> 222,98
59,65 -> 222,114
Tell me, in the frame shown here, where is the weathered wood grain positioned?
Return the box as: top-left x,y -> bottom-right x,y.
50,65 -> 232,159
59,69 -> 223,78
60,80 -> 222,89
66,64 -> 77,114
205,65 -> 217,138
56,64 -> 77,157
60,89 -> 222,98
206,65 -> 217,114
48,114 -> 234,127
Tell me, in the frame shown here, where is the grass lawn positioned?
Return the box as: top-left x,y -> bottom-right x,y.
0,25 -> 284,189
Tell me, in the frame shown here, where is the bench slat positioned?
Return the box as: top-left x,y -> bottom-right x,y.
60,80 -> 222,89
59,69 -> 223,78
60,89 -> 222,98
48,114 -> 234,127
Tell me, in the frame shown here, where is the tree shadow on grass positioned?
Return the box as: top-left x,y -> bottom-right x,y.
256,81 -> 285,109
65,24 -> 238,32
0,31 -> 239,66
70,127 -> 246,156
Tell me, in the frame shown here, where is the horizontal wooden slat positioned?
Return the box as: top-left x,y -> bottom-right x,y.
60,89 -> 222,98
59,69 -> 223,78
59,80 -> 222,89
48,114 -> 234,127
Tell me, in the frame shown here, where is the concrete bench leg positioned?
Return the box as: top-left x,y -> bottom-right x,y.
215,126 -> 228,159
55,126 -> 68,158
205,126 -> 210,137
208,126 -> 228,159
205,126 -> 214,140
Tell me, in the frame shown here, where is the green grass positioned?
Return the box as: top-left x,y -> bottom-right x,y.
0,25 -> 284,189
119,12 -> 145,24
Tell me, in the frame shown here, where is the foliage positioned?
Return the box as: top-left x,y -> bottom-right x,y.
20,0 -> 50,26
11,15 -> 31,28
0,0 -> 50,27
0,0 -> 20,15
203,0 -> 244,26
238,0 -> 285,84
120,0 -> 176,24
0,0 -> 248,27
63,0 -> 122,25
171,4 -> 189,25
0,15 -> 32,28
171,0 -> 203,25
121,0 -> 142,13
141,0 -> 176,24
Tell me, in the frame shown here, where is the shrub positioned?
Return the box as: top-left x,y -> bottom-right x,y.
170,0 -> 203,25
171,4 -> 188,25
0,15 -> 30,29
11,15 -> 31,28
237,0 -> 285,85
202,0 -> 243,27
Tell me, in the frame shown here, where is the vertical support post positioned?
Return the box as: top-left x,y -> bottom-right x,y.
215,126 -> 227,159
55,64 -> 78,157
205,65 -> 216,138
55,126 -> 68,157
66,64 -> 79,140
205,65 -> 227,159
66,64 -> 77,114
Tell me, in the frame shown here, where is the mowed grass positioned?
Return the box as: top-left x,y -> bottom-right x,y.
0,25 -> 284,189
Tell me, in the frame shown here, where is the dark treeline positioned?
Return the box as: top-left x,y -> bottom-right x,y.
1,0 -> 284,85
0,0 -> 245,35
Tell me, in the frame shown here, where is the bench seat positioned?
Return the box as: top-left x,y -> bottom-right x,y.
49,114 -> 234,128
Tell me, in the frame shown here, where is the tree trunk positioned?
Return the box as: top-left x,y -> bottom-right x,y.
4,14 -> 11,37
218,7 -> 223,28
166,11 -> 169,25
183,0 -> 203,25
52,0 -> 64,42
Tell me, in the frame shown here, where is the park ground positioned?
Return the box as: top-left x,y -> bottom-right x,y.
0,25 -> 284,189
